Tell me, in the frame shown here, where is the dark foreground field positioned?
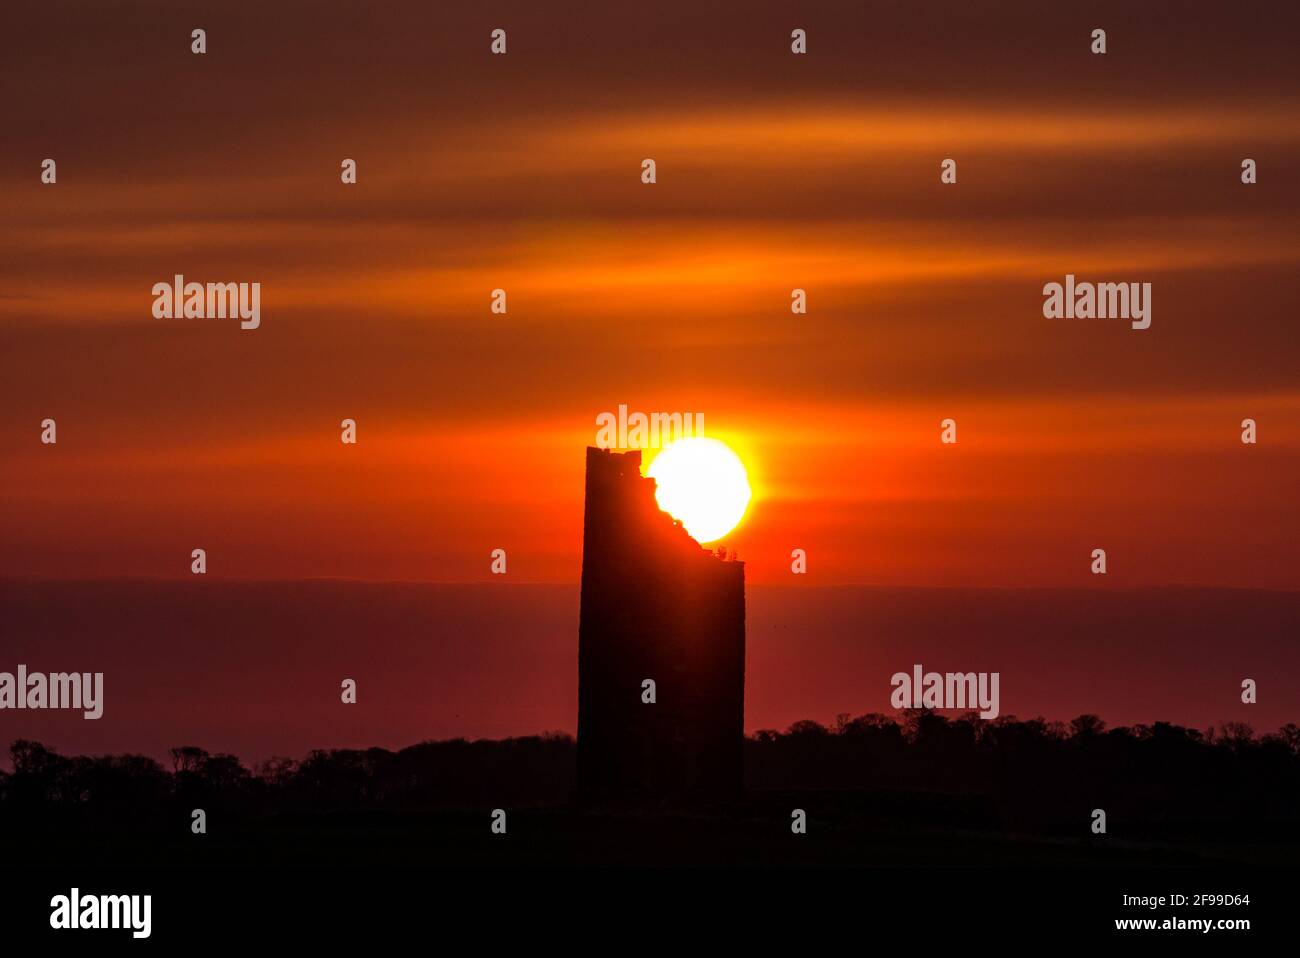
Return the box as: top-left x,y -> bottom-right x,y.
2,782 -> 1287,942
4,789 -> 1292,870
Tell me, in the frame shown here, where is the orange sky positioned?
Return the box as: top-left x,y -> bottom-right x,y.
3,0 -> 1299,588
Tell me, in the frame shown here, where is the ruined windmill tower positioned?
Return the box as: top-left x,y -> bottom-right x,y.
576,447 -> 746,803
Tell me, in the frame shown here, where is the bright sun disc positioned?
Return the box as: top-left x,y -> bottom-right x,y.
646,437 -> 752,543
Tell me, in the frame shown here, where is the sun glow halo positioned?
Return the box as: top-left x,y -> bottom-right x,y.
646,437 -> 752,543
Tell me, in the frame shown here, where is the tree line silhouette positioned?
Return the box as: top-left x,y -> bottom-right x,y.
3,714 -> 1298,840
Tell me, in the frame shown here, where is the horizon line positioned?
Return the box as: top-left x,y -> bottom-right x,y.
3,575 -> 1298,594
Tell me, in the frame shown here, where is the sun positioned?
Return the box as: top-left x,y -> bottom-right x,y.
646,437 -> 752,543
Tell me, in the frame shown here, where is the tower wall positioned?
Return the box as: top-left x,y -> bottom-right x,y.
576,447 -> 746,803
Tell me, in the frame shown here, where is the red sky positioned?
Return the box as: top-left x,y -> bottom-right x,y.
4,580 -> 1295,764
2,3 -> 1299,758
5,2 -> 1299,590
4,1 -> 1299,588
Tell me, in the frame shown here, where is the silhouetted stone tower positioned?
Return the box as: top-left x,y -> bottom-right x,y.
577,447 -> 746,803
